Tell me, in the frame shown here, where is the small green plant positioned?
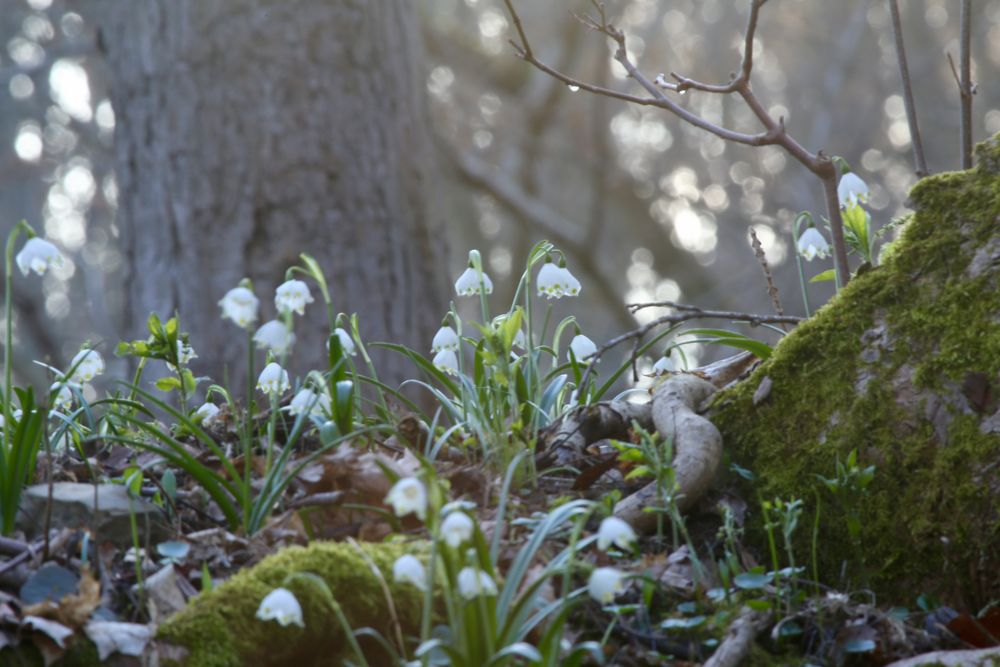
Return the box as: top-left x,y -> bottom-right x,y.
816,448 -> 876,584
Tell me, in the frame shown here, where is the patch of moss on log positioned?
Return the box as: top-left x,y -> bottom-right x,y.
710,133 -> 1000,608
157,540 -> 424,667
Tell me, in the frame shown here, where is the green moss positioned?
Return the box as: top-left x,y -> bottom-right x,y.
157,540 -> 424,667
711,134 -> 1000,606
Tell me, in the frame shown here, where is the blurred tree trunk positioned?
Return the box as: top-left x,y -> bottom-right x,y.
95,1 -> 445,390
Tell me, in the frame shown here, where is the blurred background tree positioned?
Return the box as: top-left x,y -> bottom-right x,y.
0,0 -> 996,394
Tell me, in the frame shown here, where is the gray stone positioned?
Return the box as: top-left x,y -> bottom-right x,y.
17,483 -> 170,545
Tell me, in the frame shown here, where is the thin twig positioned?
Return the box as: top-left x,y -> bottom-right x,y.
501,0 -> 853,286
887,0 -> 928,176
748,228 -> 787,331
575,302 -> 803,394
960,0 -> 974,169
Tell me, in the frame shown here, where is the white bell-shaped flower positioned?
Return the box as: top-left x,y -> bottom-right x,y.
569,334 -> 597,364
431,326 -> 460,353
652,356 -> 674,375
454,266 -> 494,296
274,279 -> 314,316
219,286 -> 259,329
537,260 -> 582,299
167,340 -> 197,372
256,587 -> 304,627
16,237 -> 64,277
286,388 -> 330,419
440,511 -> 474,548
194,402 -> 220,425
393,555 -> 427,591
332,328 -> 357,356
597,517 -> 637,551
256,362 -> 290,395
433,349 -> 459,376
797,227 -> 831,262
837,172 -> 869,208
457,567 -> 498,599
50,382 -> 75,411
253,320 -> 296,355
68,349 -> 104,383
588,567 -> 626,603
385,477 -> 427,521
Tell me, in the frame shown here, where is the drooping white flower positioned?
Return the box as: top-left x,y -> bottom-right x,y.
837,172 -> 869,208
50,382 -> 75,411
569,335 -> 597,364
393,555 -> 427,590
588,567 -> 626,603
797,227 -> 830,262
385,477 -> 427,521
537,260 -> 582,299
431,326 -> 460,353
68,349 -> 104,383
253,320 -> 296,355
256,587 -> 304,627
16,237 -> 64,277
652,356 -> 674,375
256,362 -> 290,394
597,517 -> 637,552
286,388 -> 330,419
333,328 -> 357,356
219,286 -> 259,329
440,511 -> 474,548
457,567 -> 498,599
194,402 -> 220,425
433,349 -> 459,376
274,279 -> 314,316
454,266 -> 494,296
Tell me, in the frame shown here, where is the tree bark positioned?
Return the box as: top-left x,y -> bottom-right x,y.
95,0 -> 446,390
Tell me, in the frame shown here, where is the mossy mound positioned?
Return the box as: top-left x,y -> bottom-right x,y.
157,540 -> 424,667
711,134 -> 1000,608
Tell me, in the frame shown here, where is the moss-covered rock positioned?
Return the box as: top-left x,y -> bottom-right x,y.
711,133 -> 1000,608
157,540 -> 424,667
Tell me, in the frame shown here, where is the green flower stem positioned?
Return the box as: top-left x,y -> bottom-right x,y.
3,221 -> 32,459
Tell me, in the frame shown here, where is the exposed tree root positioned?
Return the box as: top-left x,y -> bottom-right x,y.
885,646 -> 1000,667
703,607 -> 772,667
536,401 -> 653,469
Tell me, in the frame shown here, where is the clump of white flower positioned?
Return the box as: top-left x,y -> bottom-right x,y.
68,349 -> 104,383
257,362 -> 290,394
253,320 -> 296,355
455,267 -> 493,296
274,279 -> 314,316
286,388 -> 330,419
457,567 -> 498,599
837,172 -> 869,208
440,511 -> 474,548
797,227 -> 830,262
588,567 -> 626,603
393,555 -> 426,590
16,237 -> 64,277
431,326 -> 460,353
219,286 -> 259,329
385,477 -> 427,521
433,349 -> 459,376
568,334 -> 597,364
256,587 -> 304,627
597,517 -> 637,551
194,402 -> 220,425
536,258 -> 581,299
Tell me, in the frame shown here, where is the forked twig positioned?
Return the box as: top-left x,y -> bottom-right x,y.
501,0 -> 852,286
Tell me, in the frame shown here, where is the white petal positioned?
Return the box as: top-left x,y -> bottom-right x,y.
194,402 -> 220,424
457,567 -> 497,599
455,267 -> 493,296
332,328 -> 357,356
569,335 -> 597,363
588,567 -> 626,603
16,237 -> 63,277
837,172 -> 869,208
597,517 -> 637,551
275,279 -> 314,316
431,326 -> 460,353
69,349 -> 105,383
219,286 -> 260,329
440,512 -> 474,548
256,362 -> 290,394
796,228 -> 830,261
256,587 -> 304,627
385,477 -> 427,520
393,555 -> 426,590
253,320 -> 296,355
433,349 -> 459,375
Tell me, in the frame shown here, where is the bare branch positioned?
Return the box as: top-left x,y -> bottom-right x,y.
887,0 -> 929,176
960,0 -> 974,169
748,227 -> 788,331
